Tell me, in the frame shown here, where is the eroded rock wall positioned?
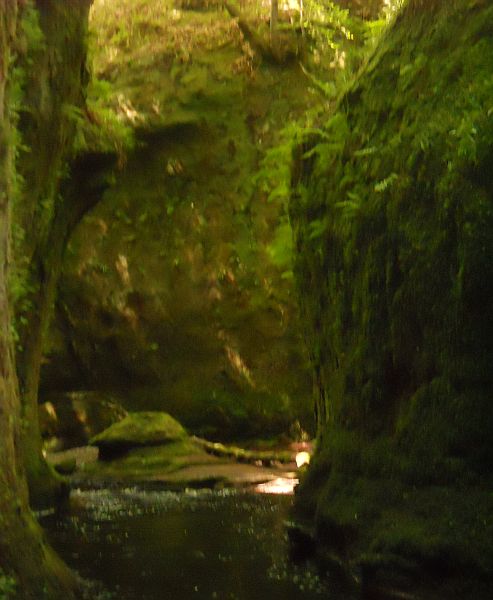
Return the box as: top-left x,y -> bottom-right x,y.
41,0 -> 314,441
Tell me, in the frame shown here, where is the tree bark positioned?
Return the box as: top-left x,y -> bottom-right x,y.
10,0 -> 102,509
270,0 -> 279,40
20,149 -> 117,508
0,3 -> 79,596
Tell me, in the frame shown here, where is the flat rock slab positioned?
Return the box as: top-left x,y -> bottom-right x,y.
63,440 -> 298,491
47,445 -> 99,467
151,463 -> 296,487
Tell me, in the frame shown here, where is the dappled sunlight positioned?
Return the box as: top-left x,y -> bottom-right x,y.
224,344 -> 255,387
115,254 -> 131,286
116,94 -> 143,124
4,0 -> 490,597
216,329 -> 257,388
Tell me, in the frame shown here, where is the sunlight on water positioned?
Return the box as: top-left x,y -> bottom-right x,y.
295,451 -> 311,468
254,477 -> 299,495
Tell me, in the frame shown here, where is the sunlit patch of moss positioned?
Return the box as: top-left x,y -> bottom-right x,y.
88,0 -> 249,128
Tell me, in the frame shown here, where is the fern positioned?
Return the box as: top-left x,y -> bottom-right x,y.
308,218 -> 328,240
374,173 -> 398,192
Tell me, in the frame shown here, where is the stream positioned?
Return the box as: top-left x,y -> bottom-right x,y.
41,486 -> 355,600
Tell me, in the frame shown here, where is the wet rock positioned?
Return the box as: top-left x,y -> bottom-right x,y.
286,521 -> 317,562
39,391 -> 128,449
53,458 -> 77,475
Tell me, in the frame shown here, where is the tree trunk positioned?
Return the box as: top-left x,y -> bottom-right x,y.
270,0 -> 279,39
20,149 -> 117,509
0,3 -> 79,596
11,0 -> 97,509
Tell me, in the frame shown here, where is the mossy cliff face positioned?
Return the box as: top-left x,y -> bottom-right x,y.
292,0 -> 493,595
40,0 -> 314,440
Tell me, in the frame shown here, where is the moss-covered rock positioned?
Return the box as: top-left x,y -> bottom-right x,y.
291,0 -> 493,596
90,411 -> 187,458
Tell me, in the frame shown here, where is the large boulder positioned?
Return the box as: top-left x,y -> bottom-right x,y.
90,411 -> 187,459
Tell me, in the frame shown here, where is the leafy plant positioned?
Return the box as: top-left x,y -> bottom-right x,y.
72,78 -> 135,156
267,219 -> 293,276
0,570 -> 17,600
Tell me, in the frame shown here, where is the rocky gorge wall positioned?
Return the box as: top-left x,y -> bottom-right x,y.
291,0 -> 493,596
40,0 -> 315,441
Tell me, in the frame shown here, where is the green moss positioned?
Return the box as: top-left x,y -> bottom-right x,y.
292,1 -> 493,591
83,439 -> 207,480
90,411 -> 187,457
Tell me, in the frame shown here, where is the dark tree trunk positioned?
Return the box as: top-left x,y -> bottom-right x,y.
0,3 -> 79,596
8,0 -> 114,509
19,151 -> 117,508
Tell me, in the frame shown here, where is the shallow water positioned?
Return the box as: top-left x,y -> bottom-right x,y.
41,487 -> 352,600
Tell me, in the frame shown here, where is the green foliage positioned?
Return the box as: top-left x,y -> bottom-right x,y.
267,220 -> 293,275
255,122 -> 304,273
302,0 -> 355,54
374,172 -> 398,192
0,571 -> 17,600
6,3 -> 46,348
307,218 -> 328,240
72,78 -> 135,156
20,2 -> 45,55
256,121 -> 304,206
299,0 -> 388,96
254,2 -> 394,271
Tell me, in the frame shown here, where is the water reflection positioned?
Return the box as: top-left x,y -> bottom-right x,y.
41,488 -> 349,600
254,477 -> 299,495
